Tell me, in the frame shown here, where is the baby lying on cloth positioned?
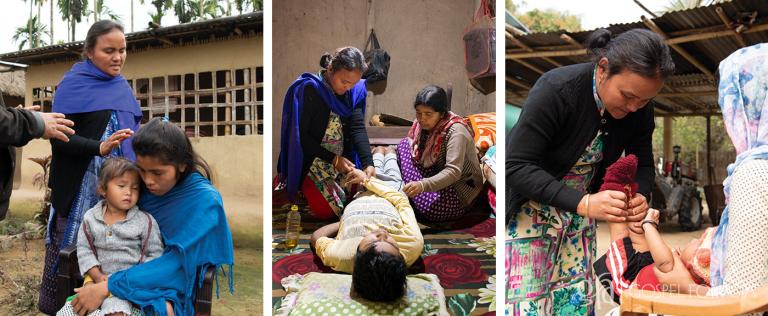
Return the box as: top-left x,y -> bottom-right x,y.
593,155 -> 713,303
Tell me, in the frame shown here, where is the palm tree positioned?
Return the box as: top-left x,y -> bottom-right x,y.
13,16 -> 49,50
92,0 -> 121,22
48,0 -> 54,45
193,0 -> 223,20
174,0 -> 221,22
234,0 -> 259,14
149,0 -> 172,25
58,0 -> 88,42
173,0 -> 194,23
131,0 -> 145,32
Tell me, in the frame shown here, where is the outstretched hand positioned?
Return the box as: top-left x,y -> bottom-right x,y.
39,111 -> 75,142
99,128 -> 133,156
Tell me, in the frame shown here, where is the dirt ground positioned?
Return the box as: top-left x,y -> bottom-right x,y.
593,211 -> 715,315
0,189 -> 262,316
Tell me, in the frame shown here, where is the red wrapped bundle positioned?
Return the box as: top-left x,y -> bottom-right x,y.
599,154 -> 639,198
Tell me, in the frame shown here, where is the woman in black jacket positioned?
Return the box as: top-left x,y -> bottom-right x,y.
38,20 -> 140,314
277,47 -> 374,220
505,29 -> 674,315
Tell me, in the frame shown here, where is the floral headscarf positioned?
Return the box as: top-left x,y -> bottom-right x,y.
711,43 -> 768,287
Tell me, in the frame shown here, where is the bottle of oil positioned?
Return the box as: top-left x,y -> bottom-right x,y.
285,204 -> 301,249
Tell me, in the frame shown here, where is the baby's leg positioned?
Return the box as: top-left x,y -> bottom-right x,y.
608,221 -> 630,242
372,148 -> 404,191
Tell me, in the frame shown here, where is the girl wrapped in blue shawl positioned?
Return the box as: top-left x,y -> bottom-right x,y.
277,47 -> 374,219
70,118 -> 234,316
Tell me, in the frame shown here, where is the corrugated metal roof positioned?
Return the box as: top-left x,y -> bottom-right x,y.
0,12 -> 263,65
505,0 -> 766,115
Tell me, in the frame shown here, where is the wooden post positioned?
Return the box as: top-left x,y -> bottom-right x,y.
225,70 -> 233,135
664,116 -> 673,163
706,115 -> 713,185
213,72 -> 218,137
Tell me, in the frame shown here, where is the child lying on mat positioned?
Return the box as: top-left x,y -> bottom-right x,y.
310,146 -> 424,303
593,155 -> 713,303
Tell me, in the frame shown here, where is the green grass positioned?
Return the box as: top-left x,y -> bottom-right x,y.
4,193 -> 264,315
213,247 -> 263,315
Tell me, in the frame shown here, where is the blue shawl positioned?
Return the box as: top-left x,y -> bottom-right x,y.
108,172 -> 234,316
53,59 -> 142,160
277,72 -> 367,198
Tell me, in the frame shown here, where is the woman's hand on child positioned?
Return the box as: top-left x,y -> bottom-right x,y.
364,165 -> 376,178
626,194 -> 650,222
342,169 -> 368,187
404,181 -> 425,197
333,155 -> 355,173
576,190 -> 627,222
99,128 -> 134,156
71,281 -> 109,316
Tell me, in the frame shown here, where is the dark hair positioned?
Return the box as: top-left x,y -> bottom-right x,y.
352,245 -> 407,302
98,157 -> 140,194
586,28 -> 674,79
319,47 -> 367,73
132,117 -> 212,181
413,85 -> 449,114
83,20 -> 125,59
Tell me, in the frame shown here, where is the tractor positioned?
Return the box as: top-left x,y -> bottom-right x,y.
651,145 -> 703,231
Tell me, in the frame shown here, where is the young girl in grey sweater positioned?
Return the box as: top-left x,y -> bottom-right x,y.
58,157 -> 164,316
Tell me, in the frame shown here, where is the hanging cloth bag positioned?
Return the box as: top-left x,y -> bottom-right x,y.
362,29 -> 391,83
463,0 -> 495,80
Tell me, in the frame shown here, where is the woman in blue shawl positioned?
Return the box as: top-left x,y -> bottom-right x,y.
277,47 -> 374,219
653,44 -> 768,300
39,20 -> 141,314
69,117 -> 234,316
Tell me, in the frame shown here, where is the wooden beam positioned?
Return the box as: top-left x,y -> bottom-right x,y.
655,111 -> 720,117
657,90 -> 717,98
506,20 -> 768,60
642,15 -> 715,80
715,6 -> 747,47
506,48 -> 586,59
505,76 -> 531,90
633,0 -> 658,19
560,33 -> 582,49
511,58 -> 545,75
508,36 -> 563,67
506,24 -> 526,37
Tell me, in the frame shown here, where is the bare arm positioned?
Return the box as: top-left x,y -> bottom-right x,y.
642,209 -> 675,273
310,222 -> 340,250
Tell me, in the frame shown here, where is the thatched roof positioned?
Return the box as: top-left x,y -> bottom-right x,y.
0,71 -> 24,98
